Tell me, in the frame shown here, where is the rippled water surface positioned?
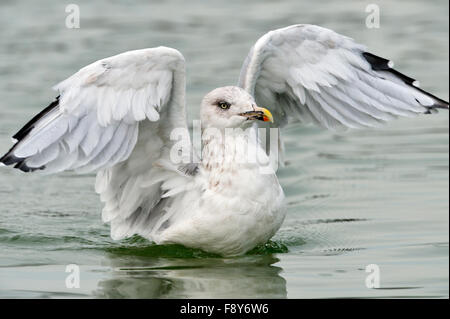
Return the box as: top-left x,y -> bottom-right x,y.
0,0 -> 448,298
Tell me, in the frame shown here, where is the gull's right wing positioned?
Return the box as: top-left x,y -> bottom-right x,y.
0,47 -> 195,240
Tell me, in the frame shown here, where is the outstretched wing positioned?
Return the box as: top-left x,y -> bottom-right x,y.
1,47 -> 186,173
0,47 -> 194,240
238,24 -> 449,130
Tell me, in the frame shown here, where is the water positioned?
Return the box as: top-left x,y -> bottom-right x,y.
0,0 -> 448,298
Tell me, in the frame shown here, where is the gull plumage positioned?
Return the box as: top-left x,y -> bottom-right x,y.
1,24 -> 448,256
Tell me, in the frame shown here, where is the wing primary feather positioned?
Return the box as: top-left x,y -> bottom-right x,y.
12,96 -> 60,141
238,25 -> 448,133
363,52 -> 449,110
0,96 -> 60,166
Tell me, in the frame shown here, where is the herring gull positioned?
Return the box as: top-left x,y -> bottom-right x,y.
1,24 -> 448,256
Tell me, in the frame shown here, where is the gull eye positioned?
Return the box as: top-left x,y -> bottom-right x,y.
217,101 -> 231,110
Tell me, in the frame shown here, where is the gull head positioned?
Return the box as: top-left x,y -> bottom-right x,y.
200,86 -> 273,129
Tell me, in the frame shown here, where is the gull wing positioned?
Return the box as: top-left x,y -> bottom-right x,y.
238,24 -> 448,130
0,47 -> 195,240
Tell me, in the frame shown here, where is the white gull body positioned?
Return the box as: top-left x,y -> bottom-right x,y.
0,24 -> 447,256
155,124 -> 285,256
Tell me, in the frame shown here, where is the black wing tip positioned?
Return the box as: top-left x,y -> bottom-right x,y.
363,51 -> 449,111
1,96 -> 60,173
362,52 -> 392,71
0,149 -> 26,172
13,160 -> 45,173
0,152 -> 44,173
12,95 -> 60,141
0,152 -> 21,166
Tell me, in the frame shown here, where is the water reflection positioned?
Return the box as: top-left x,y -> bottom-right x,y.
95,253 -> 286,298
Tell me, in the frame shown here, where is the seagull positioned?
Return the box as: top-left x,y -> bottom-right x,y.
0,24 -> 448,256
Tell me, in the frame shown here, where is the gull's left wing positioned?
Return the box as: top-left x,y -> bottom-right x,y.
238,24 -> 448,130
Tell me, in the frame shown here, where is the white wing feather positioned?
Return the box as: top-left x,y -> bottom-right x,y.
238,24 -> 448,130
1,46 -> 195,240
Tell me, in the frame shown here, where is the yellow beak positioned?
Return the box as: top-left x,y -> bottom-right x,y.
255,106 -> 274,123
239,106 -> 274,123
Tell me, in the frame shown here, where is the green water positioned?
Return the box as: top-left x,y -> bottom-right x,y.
0,0 -> 448,298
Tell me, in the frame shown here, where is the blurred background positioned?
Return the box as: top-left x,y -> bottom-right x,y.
0,0 -> 448,298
